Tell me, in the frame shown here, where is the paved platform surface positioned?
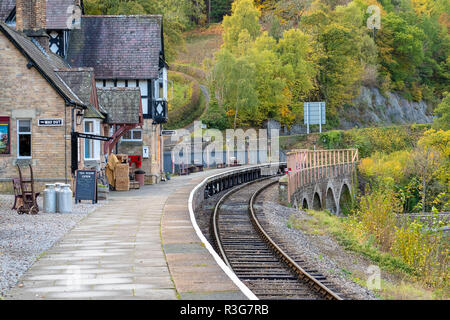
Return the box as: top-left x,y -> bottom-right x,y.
4,170 -> 246,300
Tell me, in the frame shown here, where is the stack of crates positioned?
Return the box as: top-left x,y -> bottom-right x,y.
115,154 -> 130,191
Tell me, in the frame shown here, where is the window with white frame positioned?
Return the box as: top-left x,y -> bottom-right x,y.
17,119 -> 32,159
122,129 -> 142,142
83,119 -> 101,160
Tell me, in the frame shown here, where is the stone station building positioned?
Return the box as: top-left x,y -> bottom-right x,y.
0,0 -> 168,191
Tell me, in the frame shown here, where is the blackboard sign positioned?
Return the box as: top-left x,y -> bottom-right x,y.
75,170 -> 97,204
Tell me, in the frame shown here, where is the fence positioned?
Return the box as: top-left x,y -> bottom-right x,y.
286,149 -> 359,203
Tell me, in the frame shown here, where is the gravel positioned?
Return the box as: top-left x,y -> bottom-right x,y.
195,179 -> 378,300
258,184 -> 378,300
0,195 -> 104,296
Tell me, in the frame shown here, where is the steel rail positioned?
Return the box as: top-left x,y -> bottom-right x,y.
212,177 -> 272,269
248,180 -> 343,300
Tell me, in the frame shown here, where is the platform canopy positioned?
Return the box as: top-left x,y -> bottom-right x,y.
96,87 -> 143,154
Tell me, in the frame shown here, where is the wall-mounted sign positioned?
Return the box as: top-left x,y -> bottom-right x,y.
161,130 -> 177,136
143,146 -> 149,159
38,119 -> 63,126
0,117 -> 10,155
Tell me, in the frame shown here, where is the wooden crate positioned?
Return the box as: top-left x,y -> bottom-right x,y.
115,164 -> 129,178
115,177 -> 130,191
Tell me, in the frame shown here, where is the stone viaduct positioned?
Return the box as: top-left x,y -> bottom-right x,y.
285,149 -> 359,215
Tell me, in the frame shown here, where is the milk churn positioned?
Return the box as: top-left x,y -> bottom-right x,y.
43,184 -> 56,213
54,183 -> 62,212
58,184 -> 73,213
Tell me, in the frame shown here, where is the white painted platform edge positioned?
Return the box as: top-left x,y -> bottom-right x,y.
187,163 -> 285,301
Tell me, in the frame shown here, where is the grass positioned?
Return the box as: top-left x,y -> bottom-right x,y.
166,71 -> 205,130
176,24 -> 223,68
168,72 -> 192,112
288,209 -> 449,299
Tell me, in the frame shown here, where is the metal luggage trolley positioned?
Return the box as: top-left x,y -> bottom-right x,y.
16,164 -> 39,215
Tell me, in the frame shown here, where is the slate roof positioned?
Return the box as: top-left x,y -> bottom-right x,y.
96,87 -> 142,124
55,68 -> 104,119
0,21 -> 86,107
0,0 -> 15,21
66,15 -> 163,80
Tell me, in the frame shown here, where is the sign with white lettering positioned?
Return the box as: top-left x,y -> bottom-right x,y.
161,130 -> 177,136
75,170 -> 97,204
38,119 -> 63,127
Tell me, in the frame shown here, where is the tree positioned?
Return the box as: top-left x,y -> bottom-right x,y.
210,49 -> 259,128
377,12 -> 425,87
248,32 -> 293,126
277,28 -> 319,121
209,0 -> 234,22
407,140 -> 443,213
222,0 -> 261,54
433,93 -> 450,131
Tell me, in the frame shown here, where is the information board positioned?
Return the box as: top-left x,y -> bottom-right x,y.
75,170 -> 97,204
304,102 -> 326,125
304,102 -> 326,133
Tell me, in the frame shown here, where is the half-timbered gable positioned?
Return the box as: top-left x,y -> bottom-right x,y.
66,15 -> 168,122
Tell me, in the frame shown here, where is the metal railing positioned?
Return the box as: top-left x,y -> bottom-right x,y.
286,149 -> 359,203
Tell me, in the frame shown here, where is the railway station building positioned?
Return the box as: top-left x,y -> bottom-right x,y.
0,0 -> 168,191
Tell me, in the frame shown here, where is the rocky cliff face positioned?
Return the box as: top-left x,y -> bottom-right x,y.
339,86 -> 434,129
266,86 -> 434,135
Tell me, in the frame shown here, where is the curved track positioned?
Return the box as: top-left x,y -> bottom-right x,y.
212,177 -> 343,300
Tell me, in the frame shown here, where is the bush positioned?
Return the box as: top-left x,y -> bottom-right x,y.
201,95 -> 229,130
392,218 -> 448,287
355,187 -> 402,251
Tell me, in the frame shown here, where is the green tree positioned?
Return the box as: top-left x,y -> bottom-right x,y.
433,93 -> 450,131
210,49 -> 259,128
277,28 -> 319,122
222,0 -> 261,54
377,12 -> 425,88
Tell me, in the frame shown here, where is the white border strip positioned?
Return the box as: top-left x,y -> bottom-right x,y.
187,163 -> 285,301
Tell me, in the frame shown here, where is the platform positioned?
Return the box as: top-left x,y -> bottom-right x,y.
4,169 -> 247,300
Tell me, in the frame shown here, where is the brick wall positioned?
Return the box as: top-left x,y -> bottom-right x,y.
0,32 -> 82,193
16,0 -> 47,32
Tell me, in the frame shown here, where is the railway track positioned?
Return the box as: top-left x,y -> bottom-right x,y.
211,176 -> 343,300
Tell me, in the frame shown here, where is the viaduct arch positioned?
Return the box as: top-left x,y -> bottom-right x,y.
286,149 -> 358,215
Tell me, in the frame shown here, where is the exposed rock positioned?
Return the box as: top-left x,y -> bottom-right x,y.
272,86 -> 434,135
340,86 -> 433,129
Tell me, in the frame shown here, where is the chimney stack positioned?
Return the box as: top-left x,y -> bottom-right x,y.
16,0 -> 49,50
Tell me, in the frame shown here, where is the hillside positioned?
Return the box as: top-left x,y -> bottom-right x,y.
198,0 -> 448,131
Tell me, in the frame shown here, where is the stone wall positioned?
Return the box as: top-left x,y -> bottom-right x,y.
0,32 -> 84,193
